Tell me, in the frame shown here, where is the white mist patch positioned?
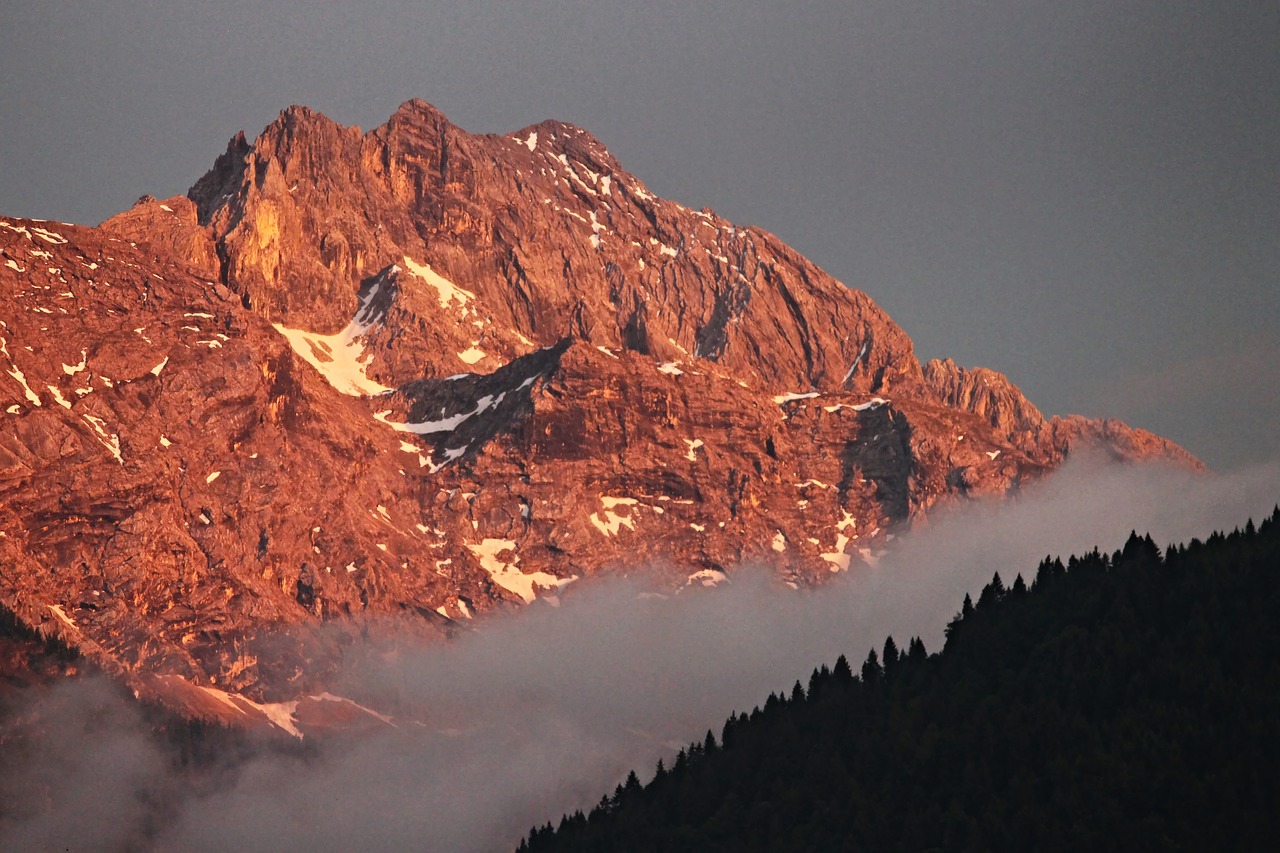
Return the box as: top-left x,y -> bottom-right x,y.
10,456 -> 1280,853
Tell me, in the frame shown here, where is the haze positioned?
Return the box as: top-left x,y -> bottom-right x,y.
3,456 -> 1278,851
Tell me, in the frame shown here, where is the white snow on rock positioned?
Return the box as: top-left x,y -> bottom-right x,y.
686,569 -> 728,587
62,350 -> 87,376
684,438 -> 704,461
274,320 -> 391,396
1,335 -> 41,406
841,342 -> 870,386
205,471 -> 221,484
772,531 -> 787,552
589,496 -> 638,537
820,511 -> 859,572
150,356 -> 169,377
773,391 -> 820,405
457,346 -> 487,365
588,211 -> 606,249
986,450 -> 1001,460
47,604 -> 78,631
657,361 -> 683,376
466,538 -> 575,604
402,257 -> 475,311
30,226 -> 68,245
79,413 -> 122,462
523,131 -> 538,151
822,397 -> 888,414
374,391 -> 505,438
195,685 -> 303,739
46,385 -> 71,409
272,276 -> 393,396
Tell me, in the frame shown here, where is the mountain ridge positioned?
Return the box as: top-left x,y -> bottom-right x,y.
0,99 -> 1199,713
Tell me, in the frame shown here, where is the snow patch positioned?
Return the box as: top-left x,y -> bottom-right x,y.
47,604 -> 78,631
30,226 -> 67,245
466,538 -> 574,604
62,351 -> 87,375
80,413 -> 122,462
686,569 -> 728,588
842,342 -> 870,386
457,346 -> 487,365
773,391 -> 820,405
590,496 -> 638,537
1,336 -> 41,406
822,397 -> 888,414
820,511 -> 859,572
684,438 -> 704,461
403,257 -> 476,312
46,385 -> 71,409
274,319 -> 391,396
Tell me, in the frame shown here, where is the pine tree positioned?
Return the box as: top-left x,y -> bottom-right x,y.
882,636 -> 900,676
861,648 -> 882,684
833,654 -> 854,682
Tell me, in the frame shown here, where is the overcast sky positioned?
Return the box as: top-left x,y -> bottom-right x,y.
2,1 -> 1276,468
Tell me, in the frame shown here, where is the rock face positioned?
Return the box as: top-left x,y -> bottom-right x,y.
922,358 -> 1202,468
0,101 -> 1199,713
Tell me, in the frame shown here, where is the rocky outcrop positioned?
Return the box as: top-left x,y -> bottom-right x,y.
0,101 -> 1200,714
185,100 -> 924,398
923,358 -> 1203,470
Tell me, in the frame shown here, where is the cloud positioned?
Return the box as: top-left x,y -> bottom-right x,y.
3,455 -> 1278,852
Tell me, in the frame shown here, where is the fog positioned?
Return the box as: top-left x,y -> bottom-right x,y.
3,455 -> 1278,851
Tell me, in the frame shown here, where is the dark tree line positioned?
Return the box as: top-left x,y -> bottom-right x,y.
519,507 -> 1280,852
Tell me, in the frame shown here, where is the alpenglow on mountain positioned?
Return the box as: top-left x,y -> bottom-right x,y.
0,100 -> 1198,730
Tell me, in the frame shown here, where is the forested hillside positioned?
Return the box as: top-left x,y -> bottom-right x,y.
522,508 -> 1280,852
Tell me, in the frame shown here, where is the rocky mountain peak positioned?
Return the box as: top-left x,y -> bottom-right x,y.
0,100 -> 1201,720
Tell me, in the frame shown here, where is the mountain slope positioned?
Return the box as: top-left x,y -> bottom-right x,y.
1,101 -> 1198,709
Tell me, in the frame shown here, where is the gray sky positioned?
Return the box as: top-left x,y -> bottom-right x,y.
2,1 -> 1277,468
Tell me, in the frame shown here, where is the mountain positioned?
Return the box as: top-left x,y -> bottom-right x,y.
520,511 -> 1280,852
0,100 -> 1198,716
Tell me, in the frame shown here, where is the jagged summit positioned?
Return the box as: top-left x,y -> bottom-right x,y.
1,100 -> 1199,720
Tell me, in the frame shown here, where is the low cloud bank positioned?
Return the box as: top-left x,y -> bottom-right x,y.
3,456 -> 1278,852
